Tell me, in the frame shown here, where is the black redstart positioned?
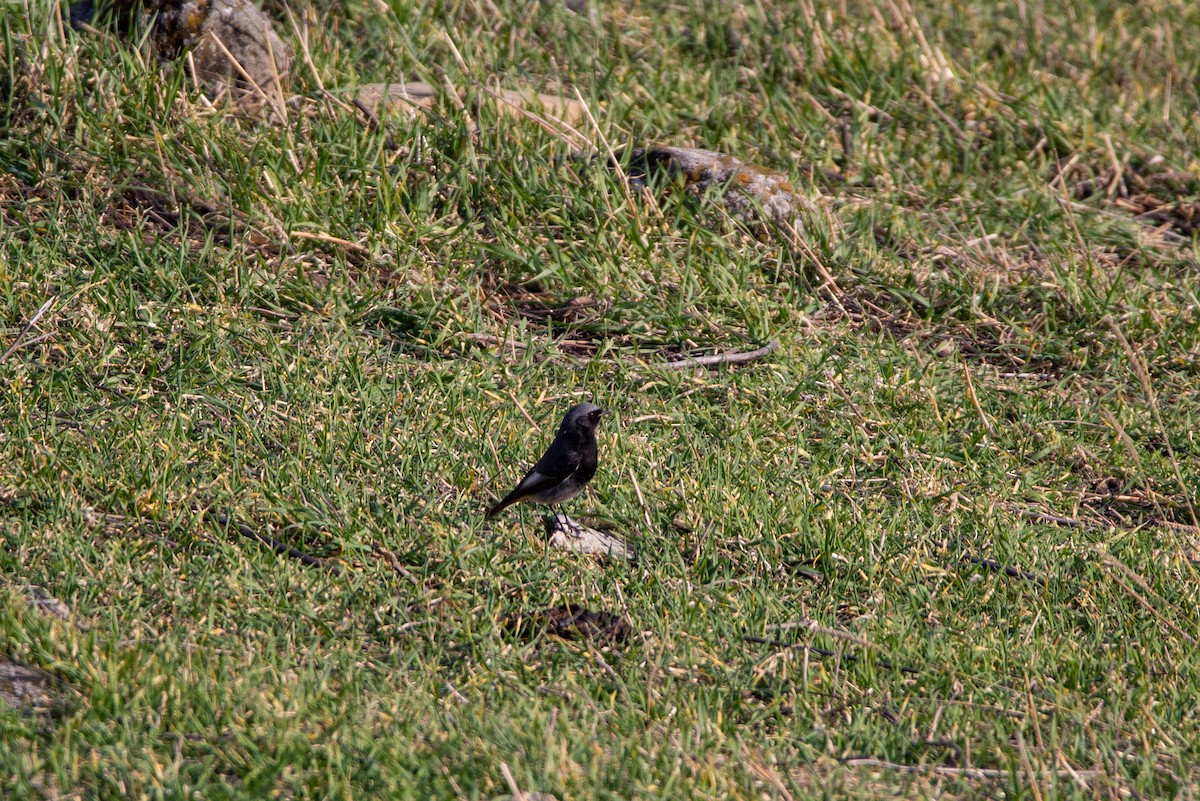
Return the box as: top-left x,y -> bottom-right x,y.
487,403 -> 606,520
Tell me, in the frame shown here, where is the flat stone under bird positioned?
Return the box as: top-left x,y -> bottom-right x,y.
487,403 -> 605,521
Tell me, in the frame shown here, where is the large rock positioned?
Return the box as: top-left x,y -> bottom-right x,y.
76,0 -> 291,113
166,0 -> 291,112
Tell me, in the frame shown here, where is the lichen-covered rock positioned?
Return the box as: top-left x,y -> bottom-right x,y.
630,146 -> 807,228
79,0 -> 290,113
145,0 -> 208,57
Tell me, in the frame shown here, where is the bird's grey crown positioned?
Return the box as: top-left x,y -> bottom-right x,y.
560,402 -> 605,433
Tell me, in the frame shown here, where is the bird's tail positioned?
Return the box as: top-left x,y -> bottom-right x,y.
485,492 -> 520,519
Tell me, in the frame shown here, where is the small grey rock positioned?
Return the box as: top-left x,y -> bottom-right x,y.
0,660 -> 57,712
546,515 -> 631,560
22,586 -> 70,619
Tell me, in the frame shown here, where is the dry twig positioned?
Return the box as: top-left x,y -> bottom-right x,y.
374,542 -> 422,587
203,509 -> 341,575
743,634 -> 920,675
1,296 -> 57,363
655,340 -> 779,370
960,554 -> 1045,586
962,359 -> 996,436
841,757 -> 1102,781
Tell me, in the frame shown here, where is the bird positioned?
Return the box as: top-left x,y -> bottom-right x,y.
487,402 -> 606,522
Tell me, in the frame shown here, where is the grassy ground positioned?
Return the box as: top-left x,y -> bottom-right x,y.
3,0 -> 1200,798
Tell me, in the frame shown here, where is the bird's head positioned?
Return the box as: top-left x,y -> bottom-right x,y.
561,402 -> 606,434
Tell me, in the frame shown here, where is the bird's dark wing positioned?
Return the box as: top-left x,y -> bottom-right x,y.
486,435 -> 583,518
529,435 -> 583,482
508,435 -> 582,497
